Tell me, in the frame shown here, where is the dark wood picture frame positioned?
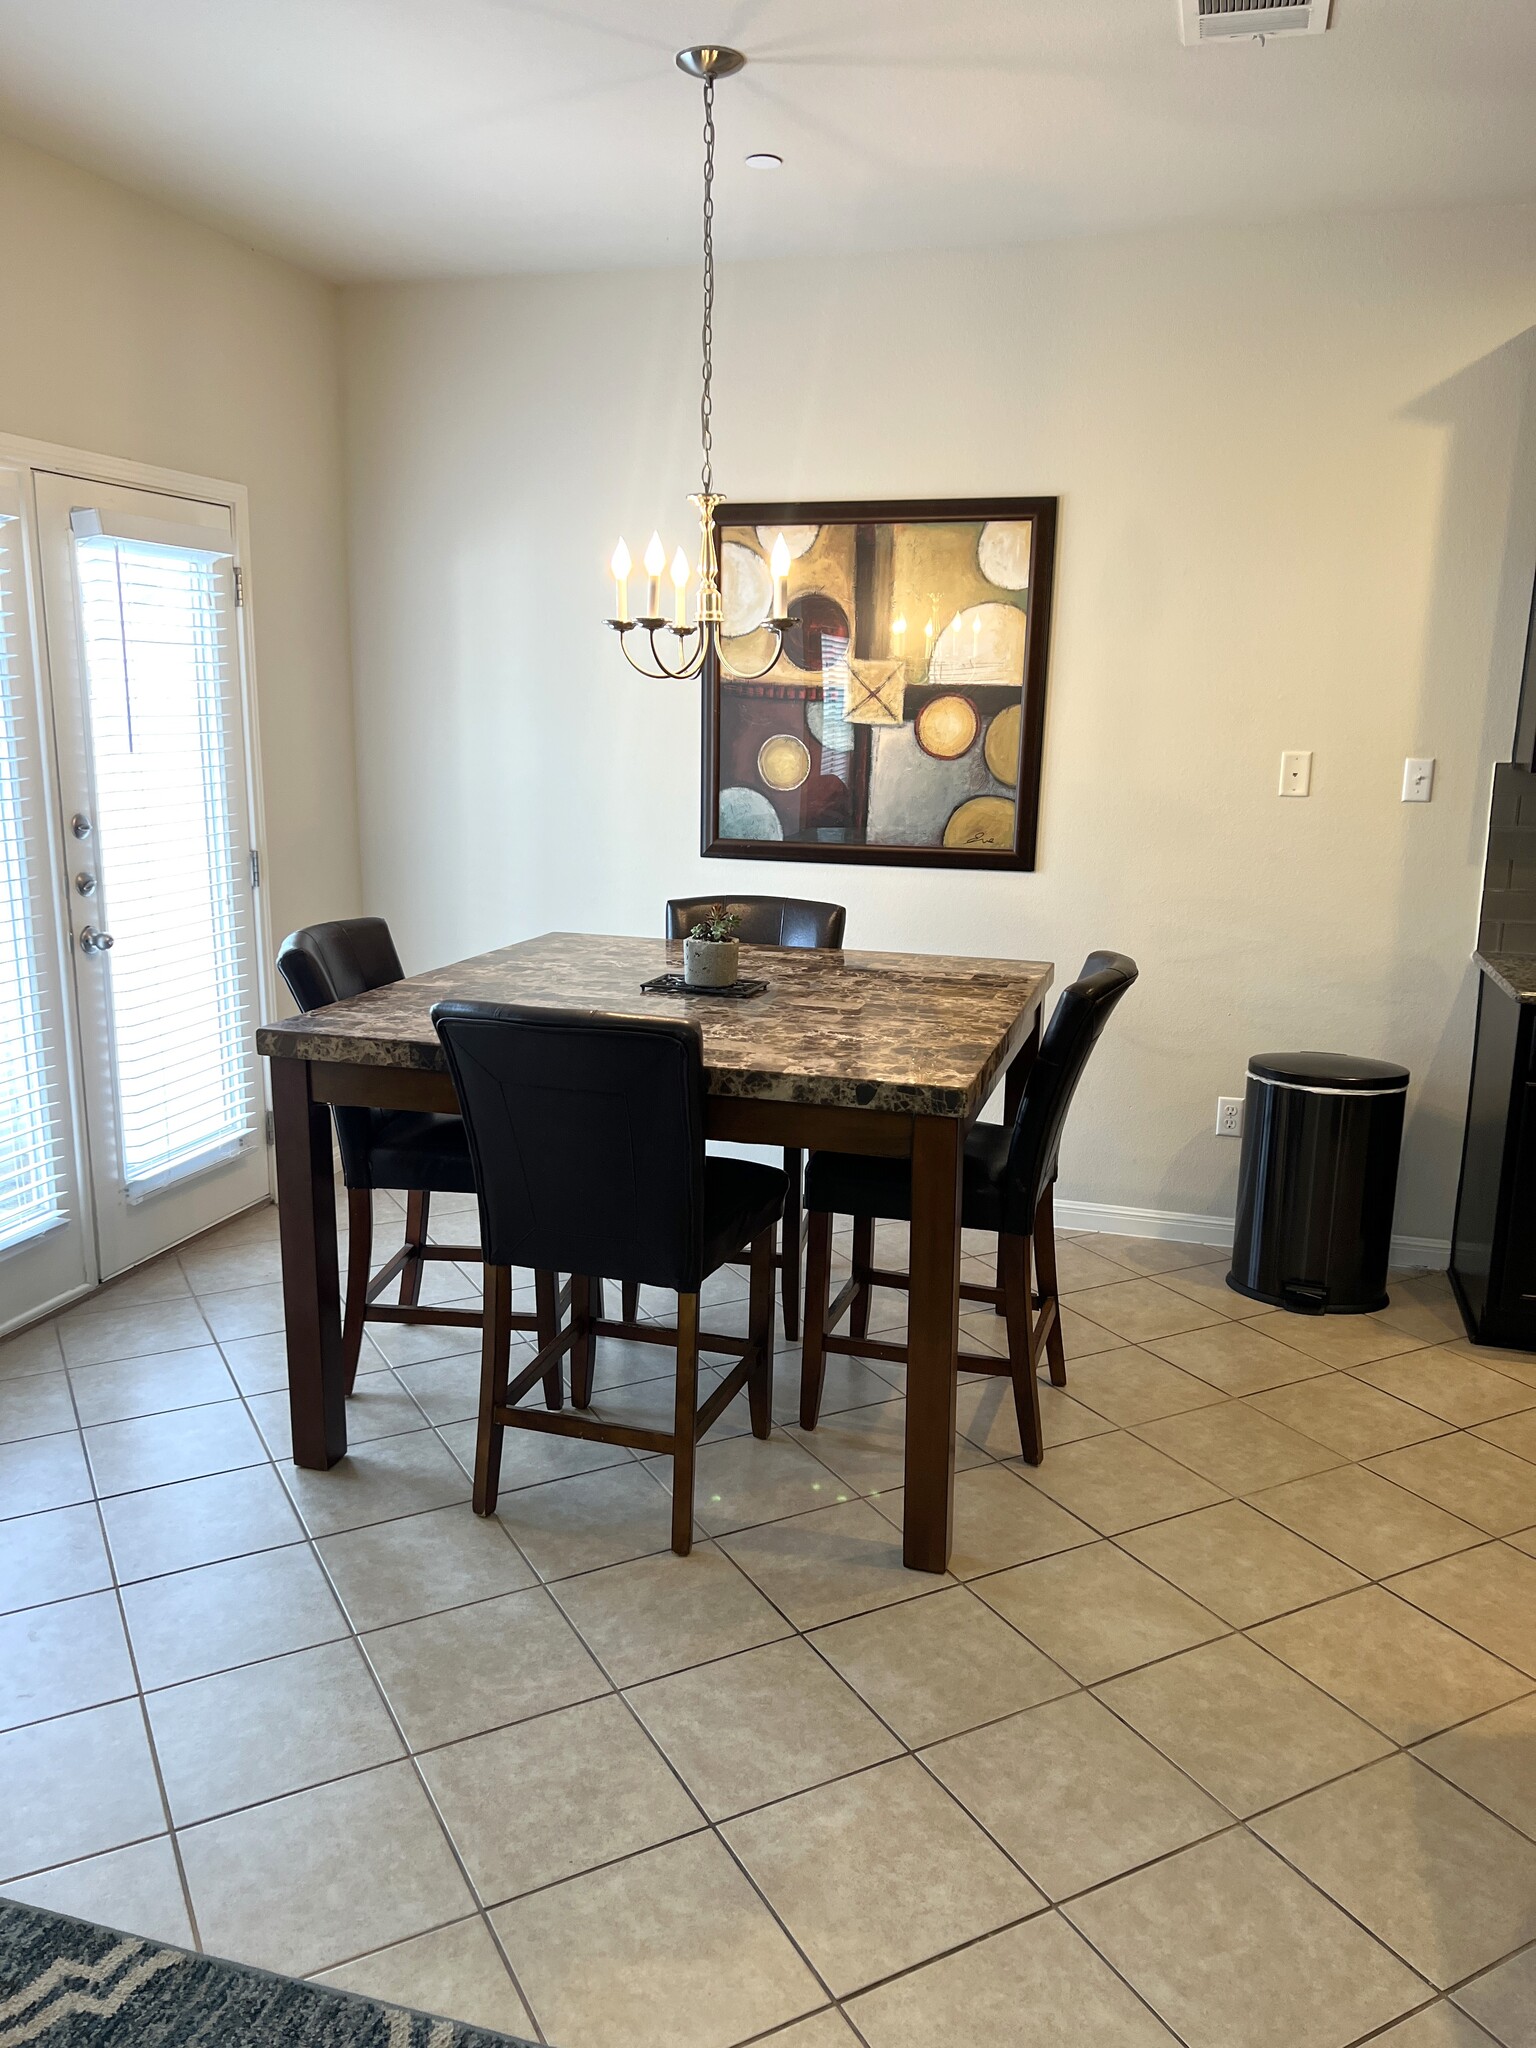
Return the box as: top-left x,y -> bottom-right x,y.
702,496 -> 1057,871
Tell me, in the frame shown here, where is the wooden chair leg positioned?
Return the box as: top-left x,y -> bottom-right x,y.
342,1188 -> 372,1396
473,1264 -> 512,1515
1034,1182 -> 1067,1386
780,1146 -> 804,1341
1001,1232 -> 1045,1465
570,1275 -> 595,1408
798,1210 -> 834,1430
850,1215 -> 874,1339
535,1268 -> 564,1410
748,1225 -> 776,1438
622,1280 -> 640,1324
400,1190 -> 429,1305
671,1293 -> 700,1556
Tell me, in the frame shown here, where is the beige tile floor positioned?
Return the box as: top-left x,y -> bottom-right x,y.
3,1194 -> 1536,2048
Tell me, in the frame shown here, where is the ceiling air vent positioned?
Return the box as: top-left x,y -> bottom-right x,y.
1178,0 -> 1332,43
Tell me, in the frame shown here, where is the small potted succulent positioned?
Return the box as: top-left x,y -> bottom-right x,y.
683,904 -> 741,989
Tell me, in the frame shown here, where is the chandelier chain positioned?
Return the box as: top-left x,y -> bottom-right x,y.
700,73 -> 715,496
609,48 -> 789,682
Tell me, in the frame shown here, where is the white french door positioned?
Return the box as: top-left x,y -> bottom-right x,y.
0,468 -> 92,1321
0,462 -> 269,1330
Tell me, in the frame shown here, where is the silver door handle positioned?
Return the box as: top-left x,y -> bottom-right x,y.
78,926 -> 114,955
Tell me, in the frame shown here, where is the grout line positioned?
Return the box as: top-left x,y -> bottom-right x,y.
1226,1816 -> 1443,1997
282,1462 -> 552,2043
498,1537 -> 845,2014
1343,1998 -> 1453,2047
51,1362 -> 205,1954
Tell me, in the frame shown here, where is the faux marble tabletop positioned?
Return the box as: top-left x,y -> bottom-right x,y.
1476,950 -> 1536,1004
257,932 -> 1053,1118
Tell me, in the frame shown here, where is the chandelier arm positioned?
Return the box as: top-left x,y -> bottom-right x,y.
649,623 -> 705,679
616,638 -> 675,682
718,628 -> 791,683
616,624 -> 706,681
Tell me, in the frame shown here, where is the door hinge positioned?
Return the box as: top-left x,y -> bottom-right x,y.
232,564 -> 245,608
265,1109 -> 274,1145
249,847 -> 260,890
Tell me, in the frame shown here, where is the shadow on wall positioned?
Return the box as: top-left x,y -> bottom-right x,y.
1157,1124 -> 1240,1232
1395,327 -> 1536,1243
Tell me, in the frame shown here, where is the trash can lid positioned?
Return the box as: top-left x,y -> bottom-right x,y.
1248,1051 -> 1410,1091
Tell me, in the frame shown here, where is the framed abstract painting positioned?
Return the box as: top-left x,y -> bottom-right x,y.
701,496 -> 1057,871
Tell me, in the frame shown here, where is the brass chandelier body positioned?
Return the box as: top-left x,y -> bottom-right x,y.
606,47 -> 791,682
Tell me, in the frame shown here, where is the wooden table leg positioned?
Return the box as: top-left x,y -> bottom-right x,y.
272,1057 -> 347,1468
904,1114 -> 964,1572
995,1014 -> 1041,1299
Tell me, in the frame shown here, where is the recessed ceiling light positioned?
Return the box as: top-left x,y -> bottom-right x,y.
744,152 -> 782,170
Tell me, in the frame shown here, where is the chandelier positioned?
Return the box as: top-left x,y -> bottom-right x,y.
606,47 -> 791,682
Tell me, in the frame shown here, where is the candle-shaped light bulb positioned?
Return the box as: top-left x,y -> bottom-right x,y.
923,616 -> 934,652
643,531 -> 666,618
891,613 -> 907,658
610,538 -> 632,622
770,532 -> 791,620
948,612 -> 964,644
670,546 -> 690,628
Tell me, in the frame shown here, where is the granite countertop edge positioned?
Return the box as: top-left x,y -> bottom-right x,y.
253,1023 -> 981,1118
1476,951 -> 1536,1003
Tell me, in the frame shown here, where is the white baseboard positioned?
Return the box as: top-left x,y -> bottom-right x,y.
1054,1199 -> 1450,1273
1387,1234 -> 1452,1272
1053,1199 -> 1233,1247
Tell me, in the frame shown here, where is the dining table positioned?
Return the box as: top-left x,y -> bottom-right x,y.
256,932 -> 1053,1574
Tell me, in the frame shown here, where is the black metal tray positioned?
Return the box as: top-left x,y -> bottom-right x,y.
641,973 -> 768,1000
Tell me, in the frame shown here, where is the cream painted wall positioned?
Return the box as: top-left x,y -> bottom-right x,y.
341,202 -> 1536,1244
0,132 -> 360,950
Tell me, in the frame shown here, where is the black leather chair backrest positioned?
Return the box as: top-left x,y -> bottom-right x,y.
276,918 -> 405,1012
665,896 -> 846,951
433,1002 -> 711,1292
276,919 -> 407,1186
1003,952 -> 1138,1234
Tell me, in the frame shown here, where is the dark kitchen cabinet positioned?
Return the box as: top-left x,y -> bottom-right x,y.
1450,966 -> 1536,1348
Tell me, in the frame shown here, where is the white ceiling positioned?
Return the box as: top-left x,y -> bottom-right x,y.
0,0 -> 1533,281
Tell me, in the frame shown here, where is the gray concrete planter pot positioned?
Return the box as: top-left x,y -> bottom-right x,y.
683,937 -> 740,989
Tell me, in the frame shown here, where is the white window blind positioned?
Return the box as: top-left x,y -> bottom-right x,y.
0,502 -> 66,1252
73,531 -> 256,1195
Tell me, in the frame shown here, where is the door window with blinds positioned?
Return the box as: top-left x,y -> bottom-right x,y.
0,470 -> 90,1320
1,459 -> 268,1332
69,513 -> 257,1195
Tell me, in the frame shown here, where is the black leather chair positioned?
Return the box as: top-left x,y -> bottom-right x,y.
657,894 -> 847,1339
666,896 -> 848,953
432,1002 -> 787,1555
798,952 -> 1138,1464
276,919 -> 483,1392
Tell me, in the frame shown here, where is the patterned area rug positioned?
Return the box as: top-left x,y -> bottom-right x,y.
0,1901 -> 537,2047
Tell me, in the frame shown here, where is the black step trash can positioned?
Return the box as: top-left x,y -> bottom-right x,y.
1229,1052 -> 1409,1314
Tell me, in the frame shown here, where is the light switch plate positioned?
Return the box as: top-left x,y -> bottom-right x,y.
1402,757 -> 1435,802
1279,750 -> 1312,798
